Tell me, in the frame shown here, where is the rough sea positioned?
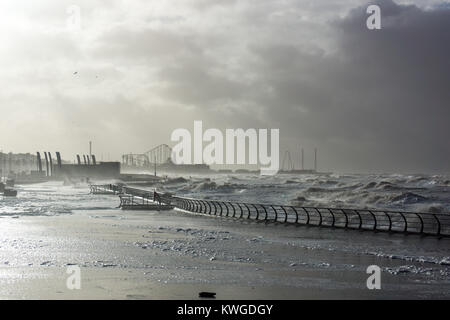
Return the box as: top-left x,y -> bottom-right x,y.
2,172 -> 450,217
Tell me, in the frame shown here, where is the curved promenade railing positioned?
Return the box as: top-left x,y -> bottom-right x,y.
168,196 -> 450,237
90,184 -> 450,237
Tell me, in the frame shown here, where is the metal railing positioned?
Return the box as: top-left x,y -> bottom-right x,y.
90,184 -> 121,195
168,196 -> 450,237
118,194 -> 153,207
90,184 -> 450,237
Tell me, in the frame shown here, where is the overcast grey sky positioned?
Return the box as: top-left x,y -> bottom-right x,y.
0,0 -> 449,173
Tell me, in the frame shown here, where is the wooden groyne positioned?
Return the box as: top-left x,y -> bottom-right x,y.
90,184 -> 450,237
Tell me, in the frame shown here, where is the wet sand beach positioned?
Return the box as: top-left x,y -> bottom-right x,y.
1,205 -> 450,299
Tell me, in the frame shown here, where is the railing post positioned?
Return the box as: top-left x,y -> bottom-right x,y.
237,203 -> 244,219
433,214 -> 441,236
385,211 -> 392,231
280,206 -> 288,223
262,205 -> 268,221
270,206 -> 278,222
304,207 -> 310,224
224,202 -> 230,216
252,204 -> 259,220
368,210 -> 377,230
398,212 -> 408,233
291,206 -> 299,223
341,209 -> 349,228
328,209 -> 335,227
205,201 -> 212,214
355,210 -> 362,229
196,200 -> 202,212
243,203 -> 251,219
415,213 -> 424,234
219,202 -> 223,216
315,208 -> 322,226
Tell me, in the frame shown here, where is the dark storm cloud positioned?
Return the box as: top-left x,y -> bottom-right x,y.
176,0 -> 449,173
1,0 -> 448,173
154,0 -> 450,172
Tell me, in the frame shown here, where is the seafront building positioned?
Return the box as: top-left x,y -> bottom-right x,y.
0,152 -> 37,176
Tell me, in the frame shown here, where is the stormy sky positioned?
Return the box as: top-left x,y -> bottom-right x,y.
0,0 -> 449,173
